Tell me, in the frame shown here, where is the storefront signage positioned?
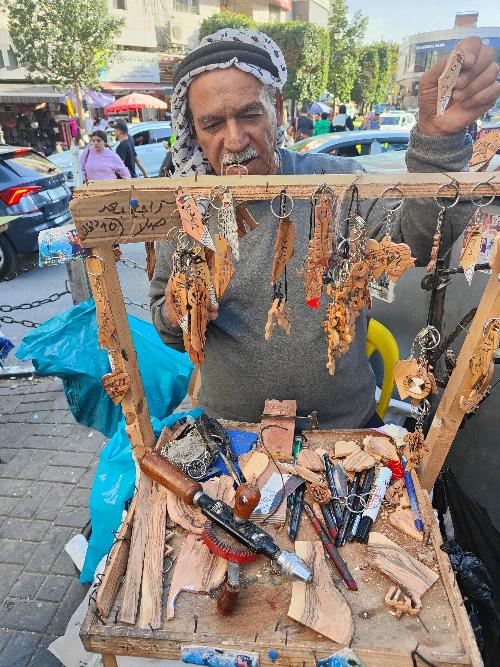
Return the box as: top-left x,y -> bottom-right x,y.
416,36 -> 500,52
100,50 -> 160,83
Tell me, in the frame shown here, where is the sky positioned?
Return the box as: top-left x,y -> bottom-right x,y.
346,0 -> 500,43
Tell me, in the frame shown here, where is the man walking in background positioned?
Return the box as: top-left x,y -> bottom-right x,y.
114,120 -> 148,178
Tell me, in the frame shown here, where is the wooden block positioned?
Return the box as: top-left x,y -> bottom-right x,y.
363,435 -> 398,461
295,448 -> 324,471
138,486 -> 168,629
388,509 -> 424,542
166,533 -> 227,620
261,399 -> 296,459
342,449 -> 376,472
334,440 -> 360,458
276,461 -> 323,485
118,472 -> 153,625
288,540 -> 353,644
368,532 -> 438,605
238,450 -> 269,483
95,497 -> 136,620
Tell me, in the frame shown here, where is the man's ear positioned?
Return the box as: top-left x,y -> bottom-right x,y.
275,93 -> 284,126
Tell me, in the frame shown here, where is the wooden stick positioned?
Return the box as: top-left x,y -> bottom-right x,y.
419,234 -> 500,489
95,496 -> 137,620
71,173 -> 500,247
118,471 -> 153,625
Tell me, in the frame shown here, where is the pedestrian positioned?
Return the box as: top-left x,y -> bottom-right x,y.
80,130 -> 130,182
283,123 -> 295,147
150,30 -> 497,428
114,119 -> 148,178
313,112 -> 331,136
293,107 -> 313,141
361,111 -> 379,130
160,139 -> 175,176
330,104 -> 354,132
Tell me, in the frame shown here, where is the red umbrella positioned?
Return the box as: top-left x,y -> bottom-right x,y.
104,92 -> 169,114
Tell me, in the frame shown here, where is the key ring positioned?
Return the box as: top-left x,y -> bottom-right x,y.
434,178 -> 460,210
345,492 -> 368,513
379,185 -> 405,213
270,191 -> 294,218
209,185 -> 227,211
415,325 -> 441,351
310,183 -> 334,205
470,178 -> 496,208
483,318 -> 500,337
225,163 -> 248,176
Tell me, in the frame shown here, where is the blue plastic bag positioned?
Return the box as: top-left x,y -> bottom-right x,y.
81,409 -> 203,583
16,298 -> 193,438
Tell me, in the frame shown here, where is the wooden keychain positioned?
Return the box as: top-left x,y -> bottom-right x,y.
460,318 -> 500,413
176,188 -> 216,252
394,326 -> 439,402
215,187 -> 240,260
437,44 -> 465,115
426,180 -> 460,274
303,186 -> 335,308
459,181 -> 496,284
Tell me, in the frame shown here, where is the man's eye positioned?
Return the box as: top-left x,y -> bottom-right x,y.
242,113 -> 261,120
203,122 -> 221,131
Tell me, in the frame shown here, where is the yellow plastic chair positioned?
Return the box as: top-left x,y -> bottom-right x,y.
366,318 -> 400,419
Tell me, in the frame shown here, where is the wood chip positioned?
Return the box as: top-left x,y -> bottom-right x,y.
342,449 -> 376,472
238,450 -> 269,483
368,532 -> 439,606
389,508 -> 424,542
296,448 -> 324,471
166,533 -> 227,620
288,540 -> 353,644
363,435 -> 398,461
334,440 -> 360,458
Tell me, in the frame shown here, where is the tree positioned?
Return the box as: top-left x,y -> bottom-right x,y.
199,12 -> 257,41
3,0 -> 124,134
261,22 -> 330,109
328,0 -> 368,104
373,42 -> 399,105
351,45 -> 380,111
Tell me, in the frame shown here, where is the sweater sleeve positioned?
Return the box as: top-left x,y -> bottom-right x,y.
149,240 -> 186,352
112,152 -> 131,179
362,126 -> 474,265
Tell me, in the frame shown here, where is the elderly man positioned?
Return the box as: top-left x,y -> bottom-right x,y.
150,29 -> 499,429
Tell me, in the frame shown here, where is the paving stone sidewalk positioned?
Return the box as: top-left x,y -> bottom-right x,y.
0,374 -> 107,666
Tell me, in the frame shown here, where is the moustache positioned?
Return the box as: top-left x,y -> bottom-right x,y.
221,146 -> 259,167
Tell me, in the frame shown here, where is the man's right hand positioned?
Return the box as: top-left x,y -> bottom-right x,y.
163,276 -> 219,327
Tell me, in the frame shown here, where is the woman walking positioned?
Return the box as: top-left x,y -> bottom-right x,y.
80,130 -> 130,181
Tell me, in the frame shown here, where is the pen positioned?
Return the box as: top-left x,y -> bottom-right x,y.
336,472 -> 362,546
320,502 -> 338,541
355,466 -> 392,543
401,456 -> 423,532
303,502 -> 358,591
288,482 -> 305,541
323,454 -> 344,527
347,466 -> 375,541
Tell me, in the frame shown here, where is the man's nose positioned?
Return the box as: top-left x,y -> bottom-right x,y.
223,119 -> 247,153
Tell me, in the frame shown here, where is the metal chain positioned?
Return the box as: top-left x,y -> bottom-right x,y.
0,261 -> 39,283
0,315 -> 40,328
0,287 -> 70,313
120,257 -> 146,271
123,296 -> 150,311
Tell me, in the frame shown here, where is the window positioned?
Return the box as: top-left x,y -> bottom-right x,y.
113,0 -> 126,8
173,0 -> 199,13
130,130 -> 150,146
150,128 -> 172,143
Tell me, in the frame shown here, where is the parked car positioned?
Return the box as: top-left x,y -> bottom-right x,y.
48,121 -> 173,186
0,146 -> 71,277
354,147 -> 500,173
289,130 -> 410,158
378,111 -> 416,131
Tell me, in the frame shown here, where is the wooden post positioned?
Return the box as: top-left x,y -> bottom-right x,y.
419,234 -> 500,489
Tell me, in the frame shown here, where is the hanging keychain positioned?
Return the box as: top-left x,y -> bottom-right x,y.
459,180 -> 495,284
303,185 -> 335,308
426,180 -> 460,274
460,318 -> 500,413
215,187 -> 240,260
176,188 -> 216,252
394,326 -> 439,403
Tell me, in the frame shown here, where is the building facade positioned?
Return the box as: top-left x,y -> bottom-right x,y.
397,12 -> 500,109
292,0 -> 330,28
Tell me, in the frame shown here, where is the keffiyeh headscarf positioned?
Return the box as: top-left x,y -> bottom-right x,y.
171,28 -> 288,176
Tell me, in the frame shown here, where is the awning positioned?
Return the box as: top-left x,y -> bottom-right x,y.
0,83 -> 68,104
272,0 -> 292,9
100,81 -> 163,95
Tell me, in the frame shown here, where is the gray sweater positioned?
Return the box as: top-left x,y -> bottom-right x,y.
150,127 -> 473,427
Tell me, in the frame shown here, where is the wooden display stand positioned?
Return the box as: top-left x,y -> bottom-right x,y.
70,174 -> 500,667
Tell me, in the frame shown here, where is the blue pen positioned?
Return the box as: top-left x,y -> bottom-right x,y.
401,455 -> 423,532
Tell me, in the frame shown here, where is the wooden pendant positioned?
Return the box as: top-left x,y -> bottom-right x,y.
171,272 -> 188,328
394,358 -> 434,401
176,190 -> 216,251
187,282 -> 209,357
469,127 -> 500,171
145,241 -> 156,281
426,233 -> 441,274
219,189 -> 239,260
312,195 -> 333,264
235,203 -> 258,235
460,223 -> 482,284
437,45 -> 464,115
380,236 -> 416,282
288,540 -> 354,644
264,298 -> 280,340
368,532 -> 438,606
271,216 -> 295,284
276,298 -> 292,335
211,234 -> 234,299
102,370 -> 132,405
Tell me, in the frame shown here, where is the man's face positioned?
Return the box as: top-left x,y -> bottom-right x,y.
187,67 -> 283,176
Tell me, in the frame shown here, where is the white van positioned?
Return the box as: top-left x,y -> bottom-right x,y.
379,111 -> 416,131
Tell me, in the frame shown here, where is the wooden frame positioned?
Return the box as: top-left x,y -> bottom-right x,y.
70,173 -> 499,667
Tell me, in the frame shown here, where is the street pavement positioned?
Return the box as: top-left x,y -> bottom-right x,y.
0,374 -> 107,666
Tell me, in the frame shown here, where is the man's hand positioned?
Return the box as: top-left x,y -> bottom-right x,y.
418,37 -> 500,136
163,275 -> 219,328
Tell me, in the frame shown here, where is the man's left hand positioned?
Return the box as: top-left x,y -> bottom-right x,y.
418,37 -> 500,136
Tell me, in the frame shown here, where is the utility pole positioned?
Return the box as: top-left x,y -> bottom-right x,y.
66,141 -> 91,304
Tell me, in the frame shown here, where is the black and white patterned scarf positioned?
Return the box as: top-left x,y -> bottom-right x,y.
171,28 -> 287,176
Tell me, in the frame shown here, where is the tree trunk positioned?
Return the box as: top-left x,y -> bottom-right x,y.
74,81 -> 86,139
